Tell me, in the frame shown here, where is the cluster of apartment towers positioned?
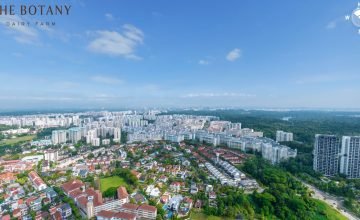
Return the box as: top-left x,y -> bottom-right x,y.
313,135 -> 360,179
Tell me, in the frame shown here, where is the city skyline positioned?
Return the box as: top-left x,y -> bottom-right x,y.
1,0 -> 360,109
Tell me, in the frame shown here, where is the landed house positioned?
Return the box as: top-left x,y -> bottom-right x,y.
26,196 -> 42,211
131,170 -> 141,179
182,160 -> 191,166
12,209 -> 21,218
57,203 -> 72,219
158,175 -> 168,183
49,203 -> 72,220
0,172 -> 16,185
169,182 -> 183,193
194,200 -> 202,209
35,211 -> 50,220
205,185 -> 213,192
44,187 -> 58,202
176,171 -> 187,180
28,171 -> 47,191
209,191 -> 217,200
190,183 -> 198,194
178,197 -> 193,216
165,165 -> 181,176
160,194 -> 171,204
239,179 -> 260,191
131,193 -> 147,204
54,203 -> 72,219
6,183 -> 25,200
0,215 -> 10,220
145,185 -> 160,198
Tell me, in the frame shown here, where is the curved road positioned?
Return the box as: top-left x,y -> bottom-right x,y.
301,181 -> 359,220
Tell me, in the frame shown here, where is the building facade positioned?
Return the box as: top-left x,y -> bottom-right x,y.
276,130 -> 293,142
313,134 -> 340,177
52,130 -> 67,145
340,136 -> 360,179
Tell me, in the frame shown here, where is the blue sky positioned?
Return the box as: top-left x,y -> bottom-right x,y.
0,0 -> 359,109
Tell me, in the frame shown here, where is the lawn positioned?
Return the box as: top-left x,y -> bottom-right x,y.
312,199 -> 348,220
190,201 -> 347,220
190,211 -> 225,220
0,135 -> 35,146
100,176 -> 127,192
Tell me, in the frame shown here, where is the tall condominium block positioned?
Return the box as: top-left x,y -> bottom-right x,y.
52,130 -> 67,145
68,127 -> 82,144
313,134 -> 340,176
340,136 -> 360,179
276,130 -> 293,142
114,127 -> 121,143
261,143 -> 297,164
44,150 -> 59,162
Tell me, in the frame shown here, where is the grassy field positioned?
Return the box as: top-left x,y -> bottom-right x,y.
312,200 -> 347,220
100,176 -> 127,192
189,201 -> 347,220
0,135 -> 35,146
190,211 -> 225,220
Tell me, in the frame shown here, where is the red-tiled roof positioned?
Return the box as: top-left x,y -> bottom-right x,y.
138,204 -> 157,213
77,196 -> 88,209
52,211 -> 62,220
121,203 -> 139,211
0,172 -> 15,181
117,186 -> 129,199
114,211 -> 136,220
25,196 -> 37,205
85,188 -> 103,206
96,210 -> 136,220
76,188 -> 103,208
68,189 -> 84,199
61,180 -> 85,194
29,171 -> 39,180
1,214 -> 11,220
96,210 -> 115,219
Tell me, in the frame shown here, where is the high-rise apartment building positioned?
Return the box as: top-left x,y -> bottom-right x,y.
52,130 -> 67,145
68,127 -> 82,144
114,127 -> 121,143
261,143 -> 297,164
340,136 -> 360,179
276,130 -> 293,142
313,134 -> 340,177
44,150 -> 59,162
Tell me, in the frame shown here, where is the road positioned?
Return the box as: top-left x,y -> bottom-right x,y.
301,181 -> 359,220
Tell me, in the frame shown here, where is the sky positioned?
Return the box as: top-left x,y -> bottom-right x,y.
0,0 -> 360,110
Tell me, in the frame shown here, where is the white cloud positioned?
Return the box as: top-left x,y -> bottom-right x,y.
198,59 -> 210,65
0,95 -> 78,101
105,13 -> 114,21
182,92 -> 255,98
326,21 -> 337,29
226,48 -> 241,61
87,24 -> 144,59
326,17 -> 345,30
0,15 -> 39,44
91,75 -> 124,84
